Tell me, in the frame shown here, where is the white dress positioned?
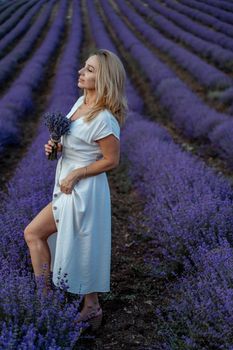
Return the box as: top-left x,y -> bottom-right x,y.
47,95 -> 120,294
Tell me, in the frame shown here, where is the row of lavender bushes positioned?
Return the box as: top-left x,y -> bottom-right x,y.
198,0 -> 233,12
0,0 -> 15,14
164,0 -> 233,38
0,1 -> 86,348
0,0 -> 37,41
0,0 -> 66,153
0,0 -> 28,24
0,0 -> 55,85
180,0 -> 233,25
0,0 -> 46,57
90,1 -> 233,348
139,0 -> 233,113
137,0 -> 233,69
100,0 -> 233,169
140,0 -> 233,52
131,0 -> 233,114
126,0 -> 233,114
120,0 -> 232,89
0,0 -> 27,25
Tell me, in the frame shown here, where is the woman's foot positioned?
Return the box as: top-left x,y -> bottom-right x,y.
76,304 -> 103,331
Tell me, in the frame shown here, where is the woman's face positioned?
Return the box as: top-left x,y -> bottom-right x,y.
78,55 -> 99,90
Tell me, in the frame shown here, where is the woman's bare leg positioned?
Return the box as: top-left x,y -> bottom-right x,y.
84,293 -> 100,308
24,202 -> 57,293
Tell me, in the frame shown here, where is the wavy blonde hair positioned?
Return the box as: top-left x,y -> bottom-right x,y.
82,49 -> 128,126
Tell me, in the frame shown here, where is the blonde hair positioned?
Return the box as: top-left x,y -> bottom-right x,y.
82,49 -> 128,126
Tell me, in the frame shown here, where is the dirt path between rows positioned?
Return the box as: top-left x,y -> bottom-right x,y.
72,162 -> 163,350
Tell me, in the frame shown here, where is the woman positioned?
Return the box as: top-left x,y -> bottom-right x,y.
24,49 -> 127,330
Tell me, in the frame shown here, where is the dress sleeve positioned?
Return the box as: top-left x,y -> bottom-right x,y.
92,111 -> 120,142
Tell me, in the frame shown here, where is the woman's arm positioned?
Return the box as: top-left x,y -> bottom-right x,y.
72,134 -> 119,180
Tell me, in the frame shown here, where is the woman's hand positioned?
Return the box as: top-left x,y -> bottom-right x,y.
60,169 -> 84,194
44,140 -> 62,157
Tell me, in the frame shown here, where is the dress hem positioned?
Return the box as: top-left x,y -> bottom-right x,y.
52,283 -> 111,295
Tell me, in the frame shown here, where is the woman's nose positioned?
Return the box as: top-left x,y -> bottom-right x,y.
78,67 -> 85,74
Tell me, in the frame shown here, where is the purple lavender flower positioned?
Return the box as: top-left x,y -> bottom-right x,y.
44,111 -> 71,160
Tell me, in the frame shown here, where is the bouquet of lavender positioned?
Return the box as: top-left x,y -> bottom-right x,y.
44,111 -> 71,160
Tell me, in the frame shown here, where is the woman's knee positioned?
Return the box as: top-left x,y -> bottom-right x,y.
24,223 -> 36,244
24,202 -> 56,244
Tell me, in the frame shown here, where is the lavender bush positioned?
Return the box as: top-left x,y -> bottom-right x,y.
120,112 -> 233,348
156,242 -> 233,349
0,262 -> 85,349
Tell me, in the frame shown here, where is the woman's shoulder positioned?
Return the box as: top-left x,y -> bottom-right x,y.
96,108 -> 119,126
91,109 -> 120,141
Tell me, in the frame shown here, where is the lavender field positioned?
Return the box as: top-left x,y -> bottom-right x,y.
1,0 -> 233,349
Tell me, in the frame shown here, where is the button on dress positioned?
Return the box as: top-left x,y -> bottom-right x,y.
47,95 -> 120,294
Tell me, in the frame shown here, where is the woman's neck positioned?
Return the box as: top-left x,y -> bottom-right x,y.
84,91 -> 97,106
